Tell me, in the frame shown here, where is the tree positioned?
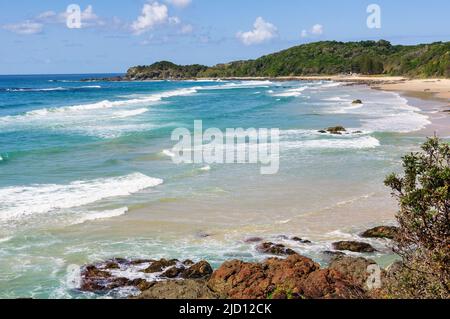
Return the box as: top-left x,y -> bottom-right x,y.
384,137 -> 450,298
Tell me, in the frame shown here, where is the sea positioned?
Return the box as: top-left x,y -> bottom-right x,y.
0,74 -> 436,298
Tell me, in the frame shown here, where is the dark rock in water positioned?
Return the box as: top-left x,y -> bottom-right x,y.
182,259 -> 194,266
323,250 -> 346,257
244,237 -> 264,243
328,256 -> 378,290
291,237 -> 312,244
361,226 -> 399,239
332,241 -> 377,253
181,261 -> 213,279
162,266 -> 183,278
353,131 -> 363,134
352,99 -> 363,104
208,254 -> 319,299
276,235 -> 289,240
326,126 -> 347,135
134,280 -> 218,299
318,130 -> 327,134
142,259 -> 178,273
256,242 -> 297,256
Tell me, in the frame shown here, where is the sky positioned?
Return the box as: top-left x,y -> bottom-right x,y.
0,0 -> 449,74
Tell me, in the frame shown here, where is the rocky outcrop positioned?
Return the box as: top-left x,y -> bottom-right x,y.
207,254 -> 320,299
323,126 -> 347,135
133,280 -> 218,299
80,254 -> 373,299
332,241 -> 377,253
361,226 -> 399,239
80,258 -> 213,293
328,256 -> 377,290
299,269 -> 366,299
256,242 -> 297,256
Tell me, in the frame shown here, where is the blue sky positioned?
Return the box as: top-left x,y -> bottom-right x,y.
1,0 -> 449,74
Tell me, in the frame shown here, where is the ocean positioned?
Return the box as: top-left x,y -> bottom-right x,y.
0,74 -> 434,298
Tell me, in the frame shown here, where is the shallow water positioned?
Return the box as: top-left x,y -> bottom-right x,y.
0,74 -> 438,298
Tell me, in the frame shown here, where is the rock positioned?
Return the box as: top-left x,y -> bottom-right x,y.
328,256 -> 377,289
323,251 -> 346,257
181,261 -> 213,279
256,242 -> 297,256
352,99 -> 363,104
299,269 -> 366,299
386,260 -> 403,278
142,259 -> 178,273
318,130 -> 327,134
291,237 -> 311,244
134,280 -> 218,299
244,237 -> 264,243
162,266 -> 183,278
326,126 -> 346,135
182,259 -> 194,266
353,131 -> 363,134
332,241 -> 377,253
361,226 -> 399,239
208,254 -> 319,299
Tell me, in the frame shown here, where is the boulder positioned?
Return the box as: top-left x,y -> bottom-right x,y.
328,256 -> 377,289
207,254 -> 319,299
352,99 -> 363,104
326,126 -> 347,135
142,259 -> 178,273
332,241 -> 377,253
291,237 -> 312,244
256,242 -> 297,256
299,269 -> 366,299
134,280 -> 218,299
361,226 -> 399,239
181,261 -> 213,279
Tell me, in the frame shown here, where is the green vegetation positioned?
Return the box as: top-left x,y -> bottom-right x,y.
124,40 -> 450,80
384,137 -> 450,299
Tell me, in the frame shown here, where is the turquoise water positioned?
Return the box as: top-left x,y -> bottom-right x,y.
0,75 -> 434,298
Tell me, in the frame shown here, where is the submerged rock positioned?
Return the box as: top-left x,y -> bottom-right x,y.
325,126 -> 347,135
244,237 -> 264,243
256,242 -> 297,256
291,237 -> 312,244
332,241 -> 377,253
361,226 -> 399,239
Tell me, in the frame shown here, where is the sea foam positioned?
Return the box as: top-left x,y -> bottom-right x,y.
0,173 -> 163,221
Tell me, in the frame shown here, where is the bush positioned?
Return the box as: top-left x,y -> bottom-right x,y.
384,137 -> 450,299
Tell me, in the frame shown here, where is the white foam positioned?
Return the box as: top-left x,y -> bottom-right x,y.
162,149 -> 176,158
283,136 -> 380,150
199,165 -> 211,171
0,173 -> 163,221
72,207 -> 129,225
0,236 -> 12,243
112,108 -> 148,118
272,86 -> 308,97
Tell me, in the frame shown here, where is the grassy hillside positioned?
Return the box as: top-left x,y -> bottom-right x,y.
125,40 -> 450,80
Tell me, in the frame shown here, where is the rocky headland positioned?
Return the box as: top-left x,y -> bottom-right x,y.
78,226 -> 400,299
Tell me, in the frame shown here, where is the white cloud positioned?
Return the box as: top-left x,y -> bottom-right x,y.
180,24 -> 193,34
3,21 -> 43,35
311,24 -> 323,35
165,0 -> 192,8
300,24 -> 324,38
4,5 -> 104,34
131,2 -> 169,35
237,17 -> 277,46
